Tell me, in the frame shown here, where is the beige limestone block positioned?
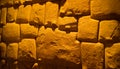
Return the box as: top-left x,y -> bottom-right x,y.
30,3 -> 45,25
60,0 -> 90,16
0,42 -> 7,59
21,24 -> 38,38
2,23 -> 20,43
81,42 -> 104,69
91,0 -> 120,20
7,43 -> 18,60
7,7 -> 17,23
77,16 -> 99,42
16,5 -> 31,23
45,1 -> 59,25
18,39 -> 36,61
105,43 -> 120,69
0,7 -> 7,25
99,20 -> 120,42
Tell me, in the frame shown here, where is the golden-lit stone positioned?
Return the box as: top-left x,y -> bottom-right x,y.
77,16 -> 99,42
91,0 -> 120,20
81,42 -> 104,69
0,42 -> 7,59
21,23 -> 38,38
7,43 -> 18,60
105,43 -> 120,69
2,23 -> 20,43
99,20 -> 120,42
16,5 -> 31,23
0,0 -> 7,6
60,0 -> 90,16
30,3 -> 45,25
0,7 -> 7,25
45,1 -> 59,25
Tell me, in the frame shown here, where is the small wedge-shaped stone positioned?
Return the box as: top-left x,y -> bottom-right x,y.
60,0 -> 90,16
2,23 -> 20,43
7,43 -> 18,60
30,3 -> 45,25
21,24 -> 38,38
0,7 -> 7,25
45,1 -> 59,25
0,42 -> 7,59
16,5 -> 31,23
77,16 -> 99,42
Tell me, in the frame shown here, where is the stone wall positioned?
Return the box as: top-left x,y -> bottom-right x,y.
0,0 -> 120,69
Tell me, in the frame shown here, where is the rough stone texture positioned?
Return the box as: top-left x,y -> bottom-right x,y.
2,23 -> 20,43
7,43 -> 18,60
99,20 -> 120,42
0,7 -> 7,25
30,3 -> 45,25
0,42 -> 7,59
105,43 -> 120,69
16,5 -> 31,23
77,16 -> 99,42
18,39 -> 36,61
7,7 -> 17,23
91,0 -> 120,20
37,27 -> 81,68
60,0 -> 90,16
45,1 -> 59,25
21,24 -> 38,38
81,42 -> 104,69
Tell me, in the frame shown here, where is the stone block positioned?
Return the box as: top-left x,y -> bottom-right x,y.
0,42 -> 7,59
2,23 -> 20,43
77,16 -> 99,42
29,3 -> 45,25
99,20 -> 120,42
45,1 -> 59,25
0,0 -> 7,6
18,39 -> 36,61
7,0 -> 13,5
60,0 -> 90,16
20,24 -> 38,38
7,43 -> 18,60
81,42 -> 104,69
16,5 -> 31,23
91,0 -> 120,20
105,43 -> 120,69
0,7 -> 7,25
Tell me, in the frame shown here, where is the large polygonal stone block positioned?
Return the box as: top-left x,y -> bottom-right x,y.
0,42 -> 7,59
60,0 -> 90,16
21,24 -> 38,38
16,5 -> 31,23
2,23 -> 20,43
7,43 -> 18,60
77,16 -> 99,42
0,7 -> 7,25
30,3 -> 45,25
81,42 -> 104,69
91,0 -> 120,20
105,43 -> 120,69
99,20 -> 120,42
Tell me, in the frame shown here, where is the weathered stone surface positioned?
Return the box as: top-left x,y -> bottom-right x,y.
81,42 -> 104,69
7,43 -> 18,60
0,7 -> 7,25
16,5 -> 31,23
91,0 -> 120,20
0,42 -> 6,59
45,1 -> 59,25
21,24 -> 38,38
105,43 -> 120,69
7,7 -> 17,23
2,23 -> 20,43
30,3 -> 45,25
99,20 -> 120,42
60,0 -> 90,16
77,16 -> 99,42
37,27 -> 81,68
18,39 -> 36,61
